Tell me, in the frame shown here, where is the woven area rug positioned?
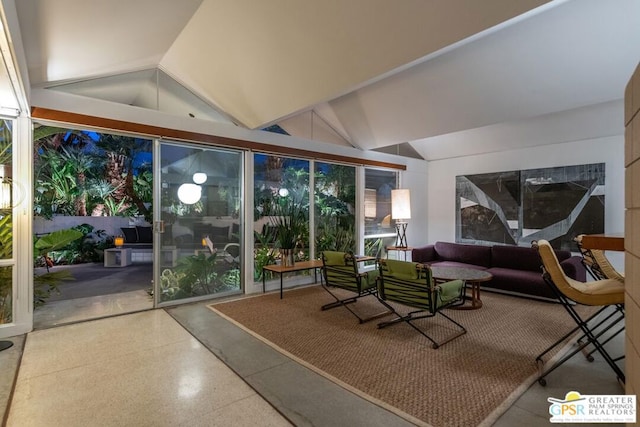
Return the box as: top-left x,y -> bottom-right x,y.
209,286 -> 588,427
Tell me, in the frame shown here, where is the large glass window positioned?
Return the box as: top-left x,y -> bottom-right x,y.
314,162 -> 356,254
0,119 -> 12,324
364,168 -> 398,258
253,154 -> 309,281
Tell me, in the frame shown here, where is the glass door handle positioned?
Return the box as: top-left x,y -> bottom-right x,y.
154,221 -> 165,233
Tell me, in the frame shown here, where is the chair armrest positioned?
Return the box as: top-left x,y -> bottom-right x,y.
436,279 -> 464,298
412,245 -> 437,263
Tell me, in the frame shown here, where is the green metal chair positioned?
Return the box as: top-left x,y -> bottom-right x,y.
321,251 -> 391,323
377,259 -> 466,349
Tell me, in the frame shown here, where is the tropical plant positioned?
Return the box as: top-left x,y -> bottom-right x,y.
0,213 -> 12,323
159,269 -> 187,299
173,252 -> 219,296
33,228 -> 83,306
95,134 -> 152,221
218,269 -> 240,292
253,230 -> 277,280
58,145 -> 103,216
33,127 -> 153,220
45,224 -> 110,265
0,121 -> 12,323
270,197 -> 307,250
365,237 -> 386,259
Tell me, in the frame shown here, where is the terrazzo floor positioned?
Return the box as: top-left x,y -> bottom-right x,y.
0,288 -> 626,426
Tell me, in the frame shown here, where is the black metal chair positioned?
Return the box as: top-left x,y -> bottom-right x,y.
376,259 -> 466,349
320,251 -> 390,323
534,239 -> 625,386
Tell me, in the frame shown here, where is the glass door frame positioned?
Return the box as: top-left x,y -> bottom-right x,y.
153,139 -> 244,307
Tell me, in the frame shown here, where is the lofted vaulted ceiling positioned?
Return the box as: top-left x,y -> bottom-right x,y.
10,0 -> 640,160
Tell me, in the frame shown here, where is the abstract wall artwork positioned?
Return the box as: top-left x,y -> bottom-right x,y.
456,163 -> 605,251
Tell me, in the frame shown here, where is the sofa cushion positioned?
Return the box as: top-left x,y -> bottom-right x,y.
491,244 -> 571,272
411,245 -> 437,263
210,226 -> 230,244
136,226 -> 153,243
485,267 -> 555,299
434,242 -> 492,268
429,260 -> 488,270
491,245 -> 542,272
121,227 -> 138,243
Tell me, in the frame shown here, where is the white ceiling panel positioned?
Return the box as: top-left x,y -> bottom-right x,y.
15,0 -> 203,85
327,0 -> 640,150
160,0 -> 550,129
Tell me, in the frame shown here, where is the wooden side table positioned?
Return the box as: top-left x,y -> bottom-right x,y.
263,259 -> 323,299
386,246 -> 414,261
429,265 -> 493,310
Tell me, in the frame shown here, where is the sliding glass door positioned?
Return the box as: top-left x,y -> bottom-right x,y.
155,141 -> 243,305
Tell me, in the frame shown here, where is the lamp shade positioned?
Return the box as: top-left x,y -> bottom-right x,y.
114,236 -> 124,247
391,189 -> 411,220
177,183 -> 202,204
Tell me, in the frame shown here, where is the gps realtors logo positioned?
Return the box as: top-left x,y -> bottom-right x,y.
548,391 -> 636,423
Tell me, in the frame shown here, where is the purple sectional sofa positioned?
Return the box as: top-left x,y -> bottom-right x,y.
411,241 -> 586,300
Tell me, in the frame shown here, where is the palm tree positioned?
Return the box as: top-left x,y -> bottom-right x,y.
58,145 -> 102,216
95,134 -> 152,220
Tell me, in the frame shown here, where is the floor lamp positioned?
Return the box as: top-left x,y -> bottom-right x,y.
391,189 -> 411,248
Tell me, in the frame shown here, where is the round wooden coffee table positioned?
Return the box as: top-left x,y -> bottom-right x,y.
429,265 -> 493,309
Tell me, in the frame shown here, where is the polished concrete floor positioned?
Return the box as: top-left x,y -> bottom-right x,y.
0,290 -> 625,427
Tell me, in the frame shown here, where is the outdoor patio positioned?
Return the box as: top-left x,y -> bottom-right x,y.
33,263 -> 153,328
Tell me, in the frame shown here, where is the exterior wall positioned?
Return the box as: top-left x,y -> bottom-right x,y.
33,216 -> 139,238
624,62 -> 640,404
426,135 -> 625,269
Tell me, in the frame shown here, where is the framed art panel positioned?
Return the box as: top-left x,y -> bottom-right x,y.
456,163 -> 605,251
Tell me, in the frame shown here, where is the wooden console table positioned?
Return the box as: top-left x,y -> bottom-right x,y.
580,234 -> 624,251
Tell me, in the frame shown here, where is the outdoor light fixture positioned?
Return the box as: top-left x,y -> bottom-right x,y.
177,182 -> 202,204
114,236 -> 124,248
391,189 -> 411,247
191,151 -> 207,184
192,172 -> 207,184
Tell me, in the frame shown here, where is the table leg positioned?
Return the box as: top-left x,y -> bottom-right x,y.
280,273 -> 284,299
471,281 -> 483,308
452,280 -> 483,310
262,268 -> 266,293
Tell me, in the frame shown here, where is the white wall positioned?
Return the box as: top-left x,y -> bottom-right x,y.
426,135 -> 625,269
401,157 -> 429,247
